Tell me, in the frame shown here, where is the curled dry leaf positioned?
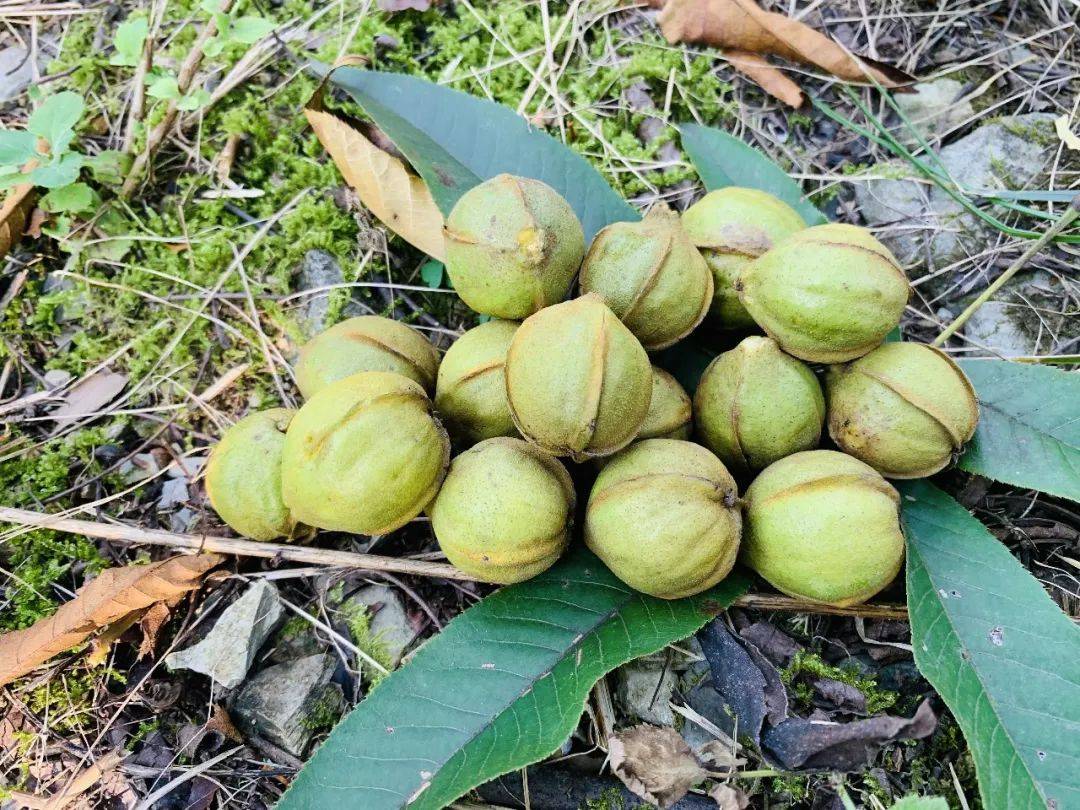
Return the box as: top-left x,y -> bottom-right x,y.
649,0 -> 913,107
709,783 -> 750,810
609,725 -> 708,809
0,553 -> 223,687
0,183 -> 37,263
305,84 -> 446,260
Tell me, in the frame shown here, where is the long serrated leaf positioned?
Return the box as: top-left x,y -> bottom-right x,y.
901,481 -> 1080,810
279,548 -> 748,810
957,359 -> 1080,503
322,67 -> 637,238
678,123 -> 827,225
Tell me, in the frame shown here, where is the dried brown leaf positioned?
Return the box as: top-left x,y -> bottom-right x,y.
725,49 -> 804,107
653,0 -> 913,106
709,783 -> 750,810
0,554 -> 223,686
137,601 -> 172,659
609,725 -> 708,809
305,92 -> 445,260
0,183 -> 37,261
9,749 -> 124,810
49,372 -> 128,427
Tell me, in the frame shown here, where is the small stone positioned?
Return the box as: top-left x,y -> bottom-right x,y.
157,478 -> 189,510
294,250 -> 362,339
338,584 -> 418,667
959,271 -> 1078,357
893,79 -> 972,143
615,661 -> 676,726
43,370 -> 72,389
0,40 -> 54,103
233,653 -> 343,756
165,581 -> 283,689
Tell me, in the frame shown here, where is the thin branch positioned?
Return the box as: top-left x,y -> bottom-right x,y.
120,0 -> 236,197
0,506 -> 910,619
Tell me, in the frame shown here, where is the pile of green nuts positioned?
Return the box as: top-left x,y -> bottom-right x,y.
206,174 -> 979,608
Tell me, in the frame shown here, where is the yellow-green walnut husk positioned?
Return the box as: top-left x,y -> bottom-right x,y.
443,174 -> 585,319
681,187 -> 807,330
578,206 -> 712,350
434,319 -> 519,445
505,294 -> 652,461
585,439 -> 742,599
639,367 -> 692,441
738,223 -> 910,362
694,336 -> 824,476
742,450 -> 904,607
281,371 -> 450,535
294,315 -> 439,399
429,437 -> 574,584
826,341 -> 979,479
206,408 -> 299,541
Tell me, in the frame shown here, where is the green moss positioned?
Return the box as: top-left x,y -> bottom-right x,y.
581,787 -> 627,810
781,650 -> 899,715
339,600 -> 395,681
23,670 -> 105,732
301,688 -> 343,732
767,773 -> 811,802
908,715 -> 980,809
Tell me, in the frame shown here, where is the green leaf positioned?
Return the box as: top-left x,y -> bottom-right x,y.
41,182 -> 94,214
230,15 -> 275,43
901,480 -> 1080,810
27,92 -> 83,157
957,359 -> 1080,503
679,123 -> 827,225
27,153 -> 84,189
177,89 -> 211,112
202,36 -> 225,58
322,66 -> 637,240
419,259 -> 444,289
147,75 -> 181,101
279,547 -> 748,810
86,150 -> 130,185
109,16 -> 148,67
0,131 -> 40,167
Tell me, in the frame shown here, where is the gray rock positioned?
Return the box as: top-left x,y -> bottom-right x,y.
0,40 -> 54,103
679,678 -> 735,750
166,580 -> 283,689
233,653 -> 343,756
893,78 -> 972,144
158,478 -> 189,510
855,114 -> 1058,294
294,249 -> 364,338
958,271 -> 1078,357
338,584 -> 417,667
614,661 -> 676,726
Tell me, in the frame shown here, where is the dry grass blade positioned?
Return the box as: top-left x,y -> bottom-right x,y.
651,0 -> 913,106
305,89 -> 446,260
0,183 -> 37,261
0,553 -> 223,686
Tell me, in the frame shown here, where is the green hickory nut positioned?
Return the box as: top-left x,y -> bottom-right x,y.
585,439 -> 742,600
694,336 -> 824,476
640,366 -> 692,441
429,437 -> 574,584
443,174 -> 585,319
826,341 -> 979,479
434,319 -> 519,445
681,187 -> 807,330
738,223 -> 910,363
206,408 -> 299,541
505,294 -> 652,461
281,371 -> 450,535
578,205 -> 712,350
294,315 -> 439,400
742,450 -> 904,607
